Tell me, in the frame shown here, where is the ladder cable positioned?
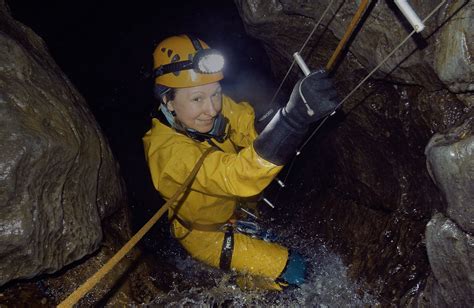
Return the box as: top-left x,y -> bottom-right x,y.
297,0 -> 448,154
268,0 -> 337,108
273,0 -> 449,204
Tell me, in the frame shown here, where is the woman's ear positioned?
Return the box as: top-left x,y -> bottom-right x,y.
166,101 -> 175,112
162,96 -> 175,112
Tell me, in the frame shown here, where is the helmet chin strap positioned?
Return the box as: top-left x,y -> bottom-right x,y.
159,104 -> 228,143
159,104 -> 176,126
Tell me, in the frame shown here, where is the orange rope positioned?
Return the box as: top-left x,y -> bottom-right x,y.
57,147 -> 213,308
325,0 -> 371,71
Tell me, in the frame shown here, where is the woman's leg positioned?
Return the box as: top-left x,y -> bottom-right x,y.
173,220 -> 288,281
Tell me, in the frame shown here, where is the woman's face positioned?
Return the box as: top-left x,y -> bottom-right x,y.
166,82 -> 222,133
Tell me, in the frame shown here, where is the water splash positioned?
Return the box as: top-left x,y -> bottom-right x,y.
151,232 -> 379,306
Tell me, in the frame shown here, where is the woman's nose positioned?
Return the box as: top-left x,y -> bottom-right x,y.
205,98 -> 218,117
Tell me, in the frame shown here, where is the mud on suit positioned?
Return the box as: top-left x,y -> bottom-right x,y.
143,95 -> 289,282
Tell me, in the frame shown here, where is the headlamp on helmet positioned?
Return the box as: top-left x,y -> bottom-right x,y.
194,49 -> 225,74
154,48 -> 224,77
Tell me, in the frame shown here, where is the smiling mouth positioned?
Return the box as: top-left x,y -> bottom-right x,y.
198,118 -> 214,124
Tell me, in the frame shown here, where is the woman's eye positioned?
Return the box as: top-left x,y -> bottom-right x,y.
212,92 -> 221,97
192,97 -> 203,102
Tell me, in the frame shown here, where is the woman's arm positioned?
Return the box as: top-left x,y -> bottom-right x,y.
144,135 -> 282,199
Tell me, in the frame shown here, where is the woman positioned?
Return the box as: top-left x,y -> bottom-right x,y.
143,35 -> 338,290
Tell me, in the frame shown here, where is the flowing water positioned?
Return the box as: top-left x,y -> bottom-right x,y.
150,228 -> 379,307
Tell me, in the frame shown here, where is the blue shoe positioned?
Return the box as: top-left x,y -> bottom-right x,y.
280,251 -> 306,285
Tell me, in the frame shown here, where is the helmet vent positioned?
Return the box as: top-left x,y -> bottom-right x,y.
171,54 -> 180,62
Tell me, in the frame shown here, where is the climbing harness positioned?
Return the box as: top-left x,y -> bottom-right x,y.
172,215 -> 230,233
57,147 -> 214,308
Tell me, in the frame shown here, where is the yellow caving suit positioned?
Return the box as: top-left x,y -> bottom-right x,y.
143,95 -> 288,282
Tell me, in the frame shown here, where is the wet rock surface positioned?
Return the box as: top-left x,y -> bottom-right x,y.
424,213 -> 473,307
238,0 -> 473,93
0,0 -> 124,286
236,0 -> 473,305
434,0 -> 473,95
422,117 -> 474,306
426,117 -> 474,233
0,207 -> 162,306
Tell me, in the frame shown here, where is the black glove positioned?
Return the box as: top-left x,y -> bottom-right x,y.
254,70 -> 338,165
283,70 -> 338,129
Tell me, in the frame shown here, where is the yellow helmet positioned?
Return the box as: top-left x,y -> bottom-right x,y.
153,35 -> 224,88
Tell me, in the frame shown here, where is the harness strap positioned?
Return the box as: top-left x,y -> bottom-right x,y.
173,215 -> 229,232
219,228 -> 234,270
172,212 -> 235,271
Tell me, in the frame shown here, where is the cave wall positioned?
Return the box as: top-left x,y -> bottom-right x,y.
421,117 -> 473,307
0,0 -> 126,286
235,0 -> 472,305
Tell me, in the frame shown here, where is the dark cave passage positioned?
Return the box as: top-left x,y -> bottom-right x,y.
1,0 -> 472,306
